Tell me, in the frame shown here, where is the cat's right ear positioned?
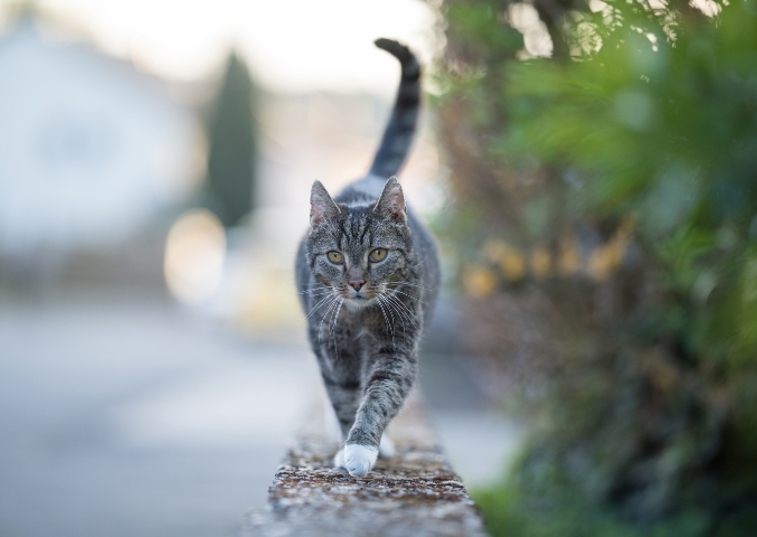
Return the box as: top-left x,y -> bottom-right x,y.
310,181 -> 340,226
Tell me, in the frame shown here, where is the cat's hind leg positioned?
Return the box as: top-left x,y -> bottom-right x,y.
321,375 -> 362,471
379,433 -> 395,458
323,400 -> 343,445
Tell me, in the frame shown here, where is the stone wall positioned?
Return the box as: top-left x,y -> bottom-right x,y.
244,396 -> 488,537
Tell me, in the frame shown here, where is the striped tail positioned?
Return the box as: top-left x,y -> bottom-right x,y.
369,38 -> 422,179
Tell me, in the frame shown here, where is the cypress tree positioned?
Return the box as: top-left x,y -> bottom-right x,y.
205,51 -> 256,227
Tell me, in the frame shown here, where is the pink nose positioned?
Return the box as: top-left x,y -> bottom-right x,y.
349,279 -> 365,291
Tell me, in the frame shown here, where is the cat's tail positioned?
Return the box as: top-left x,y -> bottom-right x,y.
368,38 -> 421,179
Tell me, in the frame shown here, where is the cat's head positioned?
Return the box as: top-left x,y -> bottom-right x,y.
306,177 -> 413,309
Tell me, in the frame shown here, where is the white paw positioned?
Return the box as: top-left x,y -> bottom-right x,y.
343,443 -> 378,477
379,434 -> 395,458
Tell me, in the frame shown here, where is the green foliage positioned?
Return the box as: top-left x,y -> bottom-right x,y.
472,477 -> 721,537
438,0 -> 757,534
205,51 -> 257,227
506,3 -> 757,366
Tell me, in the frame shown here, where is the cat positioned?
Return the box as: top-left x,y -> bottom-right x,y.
294,38 -> 440,477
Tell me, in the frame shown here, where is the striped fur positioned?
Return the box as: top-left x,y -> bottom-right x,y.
369,38 -> 421,179
295,39 -> 439,477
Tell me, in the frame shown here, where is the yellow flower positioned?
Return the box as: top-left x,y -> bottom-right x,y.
587,245 -> 618,281
587,220 -> 634,281
483,238 -> 526,282
500,251 -> 526,282
463,266 -> 498,297
530,246 -> 552,280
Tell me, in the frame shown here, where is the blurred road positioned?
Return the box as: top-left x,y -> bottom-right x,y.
0,295 -> 519,537
0,297 -> 320,537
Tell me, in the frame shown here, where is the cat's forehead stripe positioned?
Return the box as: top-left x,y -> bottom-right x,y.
359,225 -> 371,247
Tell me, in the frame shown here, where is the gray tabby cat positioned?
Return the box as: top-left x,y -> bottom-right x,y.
295,38 -> 440,477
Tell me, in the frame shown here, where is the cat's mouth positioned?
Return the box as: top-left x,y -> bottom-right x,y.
342,288 -> 377,308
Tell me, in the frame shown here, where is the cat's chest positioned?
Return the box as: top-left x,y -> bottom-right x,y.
339,308 -> 373,332
335,307 -> 385,342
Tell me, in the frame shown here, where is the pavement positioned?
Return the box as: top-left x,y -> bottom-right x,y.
0,294 -> 520,537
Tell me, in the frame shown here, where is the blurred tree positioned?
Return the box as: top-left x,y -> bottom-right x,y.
436,0 -> 757,535
205,50 -> 257,227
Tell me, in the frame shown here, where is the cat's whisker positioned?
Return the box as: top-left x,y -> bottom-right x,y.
375,295 -> 392,330
384,291 -> 415,314
329,298 -> 344,362
375,295 -> 395,346
305,292 -> 337,320
383,294 -> 419,329
385,286 -> 420,298
380,294 -> 410,338
317,296 -> 341,346
388,288 -> 427,305
298,288 -> 333,296
379,290 -> 408,314
301,288 -> 335,302
385,285 -> 430,303
378,294 -> 399,330
384,281 -> 430,291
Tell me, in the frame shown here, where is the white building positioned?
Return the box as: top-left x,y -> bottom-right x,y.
0,15 -> 200,258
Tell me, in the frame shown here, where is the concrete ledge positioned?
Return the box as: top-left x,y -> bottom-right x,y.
244,396 -> 488,537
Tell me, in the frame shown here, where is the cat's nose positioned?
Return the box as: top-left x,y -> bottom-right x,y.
349,279 -> 365,292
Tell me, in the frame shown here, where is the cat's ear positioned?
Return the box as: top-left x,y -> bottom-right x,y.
374,177 -> 407,223
310,180 -> 340,226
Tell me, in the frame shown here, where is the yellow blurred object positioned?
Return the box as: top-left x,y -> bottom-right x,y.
234,270 -> 304,333
558,236 -> 581,277
587,219 -> 634,281
530,246 -> 552,280
499,251 -> 526,282
481,228 -> 634,284
587,245 -> 618,281
463,266 -> 498,297
483,239 -> 512,263
483,238 -> 526,282
164,209 -> 226,304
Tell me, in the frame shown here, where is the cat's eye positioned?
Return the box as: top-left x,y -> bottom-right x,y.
327,251 -> 344,264
369,248 -> 388,262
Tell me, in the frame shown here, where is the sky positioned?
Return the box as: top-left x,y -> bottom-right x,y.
2,0 -> 440,94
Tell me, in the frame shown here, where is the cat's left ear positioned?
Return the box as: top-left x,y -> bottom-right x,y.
310,180 -> 341,226
374,177 -> 407,224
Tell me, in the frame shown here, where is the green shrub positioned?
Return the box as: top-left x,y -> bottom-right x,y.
437,0 -> 757,533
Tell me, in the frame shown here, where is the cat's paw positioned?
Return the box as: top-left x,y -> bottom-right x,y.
379,434 -> 395,458
342,443 -> 378,477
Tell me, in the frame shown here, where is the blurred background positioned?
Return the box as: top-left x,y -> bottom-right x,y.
3,0 -> 757,536
0,1 -> 517,537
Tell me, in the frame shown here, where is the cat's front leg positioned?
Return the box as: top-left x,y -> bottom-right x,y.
342,353 -> 417,476
322,375 -> 361,440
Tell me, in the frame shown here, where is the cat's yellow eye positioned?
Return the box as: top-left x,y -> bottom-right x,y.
369,248 -> 387,262
327,251 -> 344,264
